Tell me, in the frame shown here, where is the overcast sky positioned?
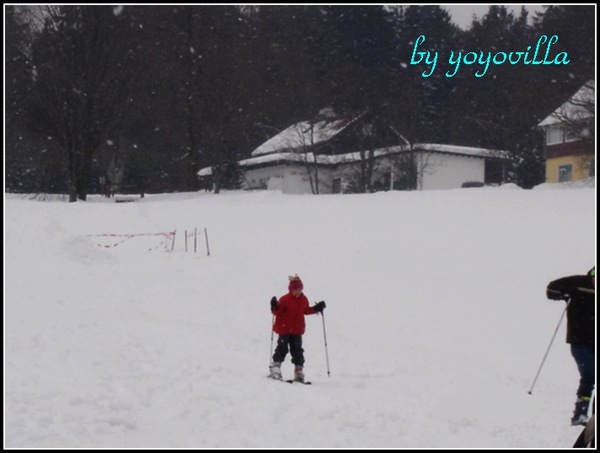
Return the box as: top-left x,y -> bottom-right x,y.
444,4 -> 546,29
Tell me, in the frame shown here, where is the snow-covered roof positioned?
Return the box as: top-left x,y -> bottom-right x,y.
538,80 -> 595,127
416,143 -> 506,158
198,143 -> 507,176
198,167 -> 215,177
198,108 -> 508,177
251,110 -> 365,157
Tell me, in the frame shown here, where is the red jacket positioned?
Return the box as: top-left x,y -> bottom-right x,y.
272,292 -> 317,335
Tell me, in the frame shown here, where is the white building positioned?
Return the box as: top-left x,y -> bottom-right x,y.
199,109 -> 508,194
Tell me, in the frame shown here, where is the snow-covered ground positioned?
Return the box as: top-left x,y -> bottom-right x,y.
4,181 -> 595,448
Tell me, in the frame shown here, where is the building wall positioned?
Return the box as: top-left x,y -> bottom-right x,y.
418,153 -> 485,190
281,169 -> 312,194
242,164 -> 287,190
243,153 -> 487,194
244,164 -> 335,194
545,140 -> 593,159
542,118 -> 594,183
545,155 -> 594,183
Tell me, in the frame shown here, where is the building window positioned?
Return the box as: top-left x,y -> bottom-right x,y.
564,128 -> 579,142
546,127 -> 563,145
587,159 -> 595,177
558,164 -> 572,182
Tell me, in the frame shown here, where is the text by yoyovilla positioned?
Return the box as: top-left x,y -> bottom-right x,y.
410,34 -> 570,78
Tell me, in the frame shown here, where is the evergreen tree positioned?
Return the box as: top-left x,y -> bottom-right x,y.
5,5 -> 594,195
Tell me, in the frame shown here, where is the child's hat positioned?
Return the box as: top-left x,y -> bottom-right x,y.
288,274 -> 303,291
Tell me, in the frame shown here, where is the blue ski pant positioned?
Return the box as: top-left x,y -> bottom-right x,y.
571,343 -> 595,398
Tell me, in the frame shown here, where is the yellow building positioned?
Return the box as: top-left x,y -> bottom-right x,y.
538,80 -> 595,183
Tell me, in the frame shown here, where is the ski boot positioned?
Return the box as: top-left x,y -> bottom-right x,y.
268,362 -> 282,380
293,366 -> 305,383
571,396 -> 590,426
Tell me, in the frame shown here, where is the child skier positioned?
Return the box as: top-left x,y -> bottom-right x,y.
269,275 -> 326,382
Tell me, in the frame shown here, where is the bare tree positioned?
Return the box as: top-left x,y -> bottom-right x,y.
181,7 -> 201,192
552,80 -> 595,150
268,117 -> 324,195
387,143 -> 434,190
296,122 -> 321,194
27,6 -> 140,201
188,6 -> 256,194
341,115 -> 434,193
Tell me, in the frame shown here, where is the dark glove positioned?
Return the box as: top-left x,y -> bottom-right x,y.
313,301 -> 326,313
270,296 -> 278,311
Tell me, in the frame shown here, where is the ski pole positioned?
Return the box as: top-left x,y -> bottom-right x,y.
269,314 -> 275,365
321,312 -> 330,377
528,298 -> 570,395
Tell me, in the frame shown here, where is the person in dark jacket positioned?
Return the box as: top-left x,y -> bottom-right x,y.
268,275 -> 325,382
547,267 -> 595,426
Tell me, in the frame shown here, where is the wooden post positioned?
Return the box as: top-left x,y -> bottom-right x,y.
204,227 -> 210,256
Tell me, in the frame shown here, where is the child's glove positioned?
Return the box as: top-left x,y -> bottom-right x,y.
313,301 -> 326,313
270,296 -> 278,311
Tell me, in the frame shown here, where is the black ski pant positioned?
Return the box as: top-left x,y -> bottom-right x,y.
273,334 -> 304,367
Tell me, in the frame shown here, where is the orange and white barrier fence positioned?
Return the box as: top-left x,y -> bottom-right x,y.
88,228 -> 210,255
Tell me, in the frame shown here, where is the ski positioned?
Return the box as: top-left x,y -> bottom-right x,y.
285,379 -> 312,385
267,376 -> 312,384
